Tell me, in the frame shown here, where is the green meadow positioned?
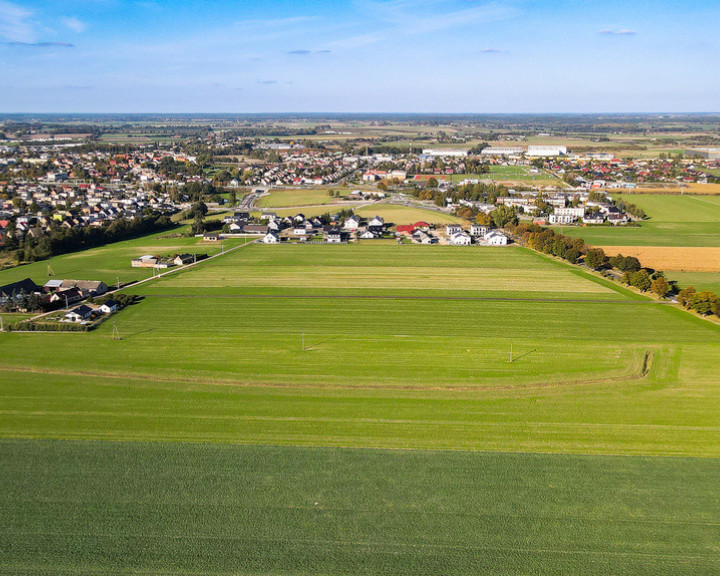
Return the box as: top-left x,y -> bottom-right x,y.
2,242 -> 720,574
0,229 -> 243,287
558,194 -> 720,247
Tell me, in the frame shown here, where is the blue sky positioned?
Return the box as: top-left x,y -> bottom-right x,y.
0,0 -> 718,113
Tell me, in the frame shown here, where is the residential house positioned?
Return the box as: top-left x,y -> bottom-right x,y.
262,231 -> 280,244
64,304 -> 93,323
485,231 -> 509,246
98,300 -> 118,314
344,215 -> 362,230
325,228 -> 344,243
450,231 -> 472,245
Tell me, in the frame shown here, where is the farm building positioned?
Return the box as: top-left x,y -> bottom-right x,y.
174,254 -> 194,266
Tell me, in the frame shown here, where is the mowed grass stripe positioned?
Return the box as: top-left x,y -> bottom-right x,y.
158,264 -> 613,293
1,440 -> 719,575
1,342 -> 719,456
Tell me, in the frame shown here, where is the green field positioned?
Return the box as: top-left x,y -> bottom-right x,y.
354,203 -> 466,224
449,165 -> 561,185
2,440 -> 718,576
256,188 -> 348,208
0,230 -> 243,287
558,194 -> 720,247
2,241 -> 720,574
667,271 -> 720,293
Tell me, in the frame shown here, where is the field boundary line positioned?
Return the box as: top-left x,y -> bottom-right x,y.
135,293 -> 658,304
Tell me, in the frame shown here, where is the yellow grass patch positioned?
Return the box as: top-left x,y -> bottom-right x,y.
599,246 -> 720,272
165,265 -> 612,293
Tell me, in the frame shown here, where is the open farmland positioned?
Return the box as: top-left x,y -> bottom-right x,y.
667,271 -> 720,293
599,246 -> 720,272
558,194 -> 720,247
2,440 -> 719,576
0,229 -> 242,287
2,242 -> 720,575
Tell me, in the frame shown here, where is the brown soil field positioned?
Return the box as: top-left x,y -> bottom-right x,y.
599,246 -> 720,272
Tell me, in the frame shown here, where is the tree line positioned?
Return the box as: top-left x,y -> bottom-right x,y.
2,212 -> 175,264
506,223 -> 720,319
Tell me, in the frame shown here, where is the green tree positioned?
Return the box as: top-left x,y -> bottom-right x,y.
690,291 -> 720,315
584,248 -> 607,270
490,205 -> 518,228
630,270 -> 651,292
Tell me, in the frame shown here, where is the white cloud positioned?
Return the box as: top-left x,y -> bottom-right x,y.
600,29 -> 637,36
0,0 -> 36,42
63,17 -> 87,33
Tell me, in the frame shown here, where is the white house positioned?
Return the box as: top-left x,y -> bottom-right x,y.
368,216 -> 385,228
344,215 -> 362,230
64,304 -> 93,323
485,231 -> 508,246
262,231 -> 280,244
325,228 -> 343,243
98,300 -> 117,314
445,224 -> 462,235
470,224 -> 487,237
359,230 -> 378,239
450,232 -> 472,245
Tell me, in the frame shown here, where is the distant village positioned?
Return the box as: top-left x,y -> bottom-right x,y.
2,128 -> 720,252
204,210 -> 509,246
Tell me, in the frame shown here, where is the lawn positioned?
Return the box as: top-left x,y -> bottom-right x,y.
2,440 -> 718,576
353,203 -> 466,225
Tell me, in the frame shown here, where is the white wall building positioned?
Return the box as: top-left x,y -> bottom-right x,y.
527,146 -> 567,157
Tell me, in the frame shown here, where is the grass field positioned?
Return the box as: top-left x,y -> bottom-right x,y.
2,440 -> 718,576
354,203 -> 466,224
2,241 -> 720,574
0,230 -> 242,287
667,271 -> 720,293
558,194 -> 720,247
256,188 -> 348,208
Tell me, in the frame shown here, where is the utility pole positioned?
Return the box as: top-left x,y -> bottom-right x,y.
193,253 -> 197,263
509,343 -> 513,363
112,321 -> 121,341
116,276 -> 120,290
64,293 -> 69,309
0,316 -> 4,332
302,332 -> 305,351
